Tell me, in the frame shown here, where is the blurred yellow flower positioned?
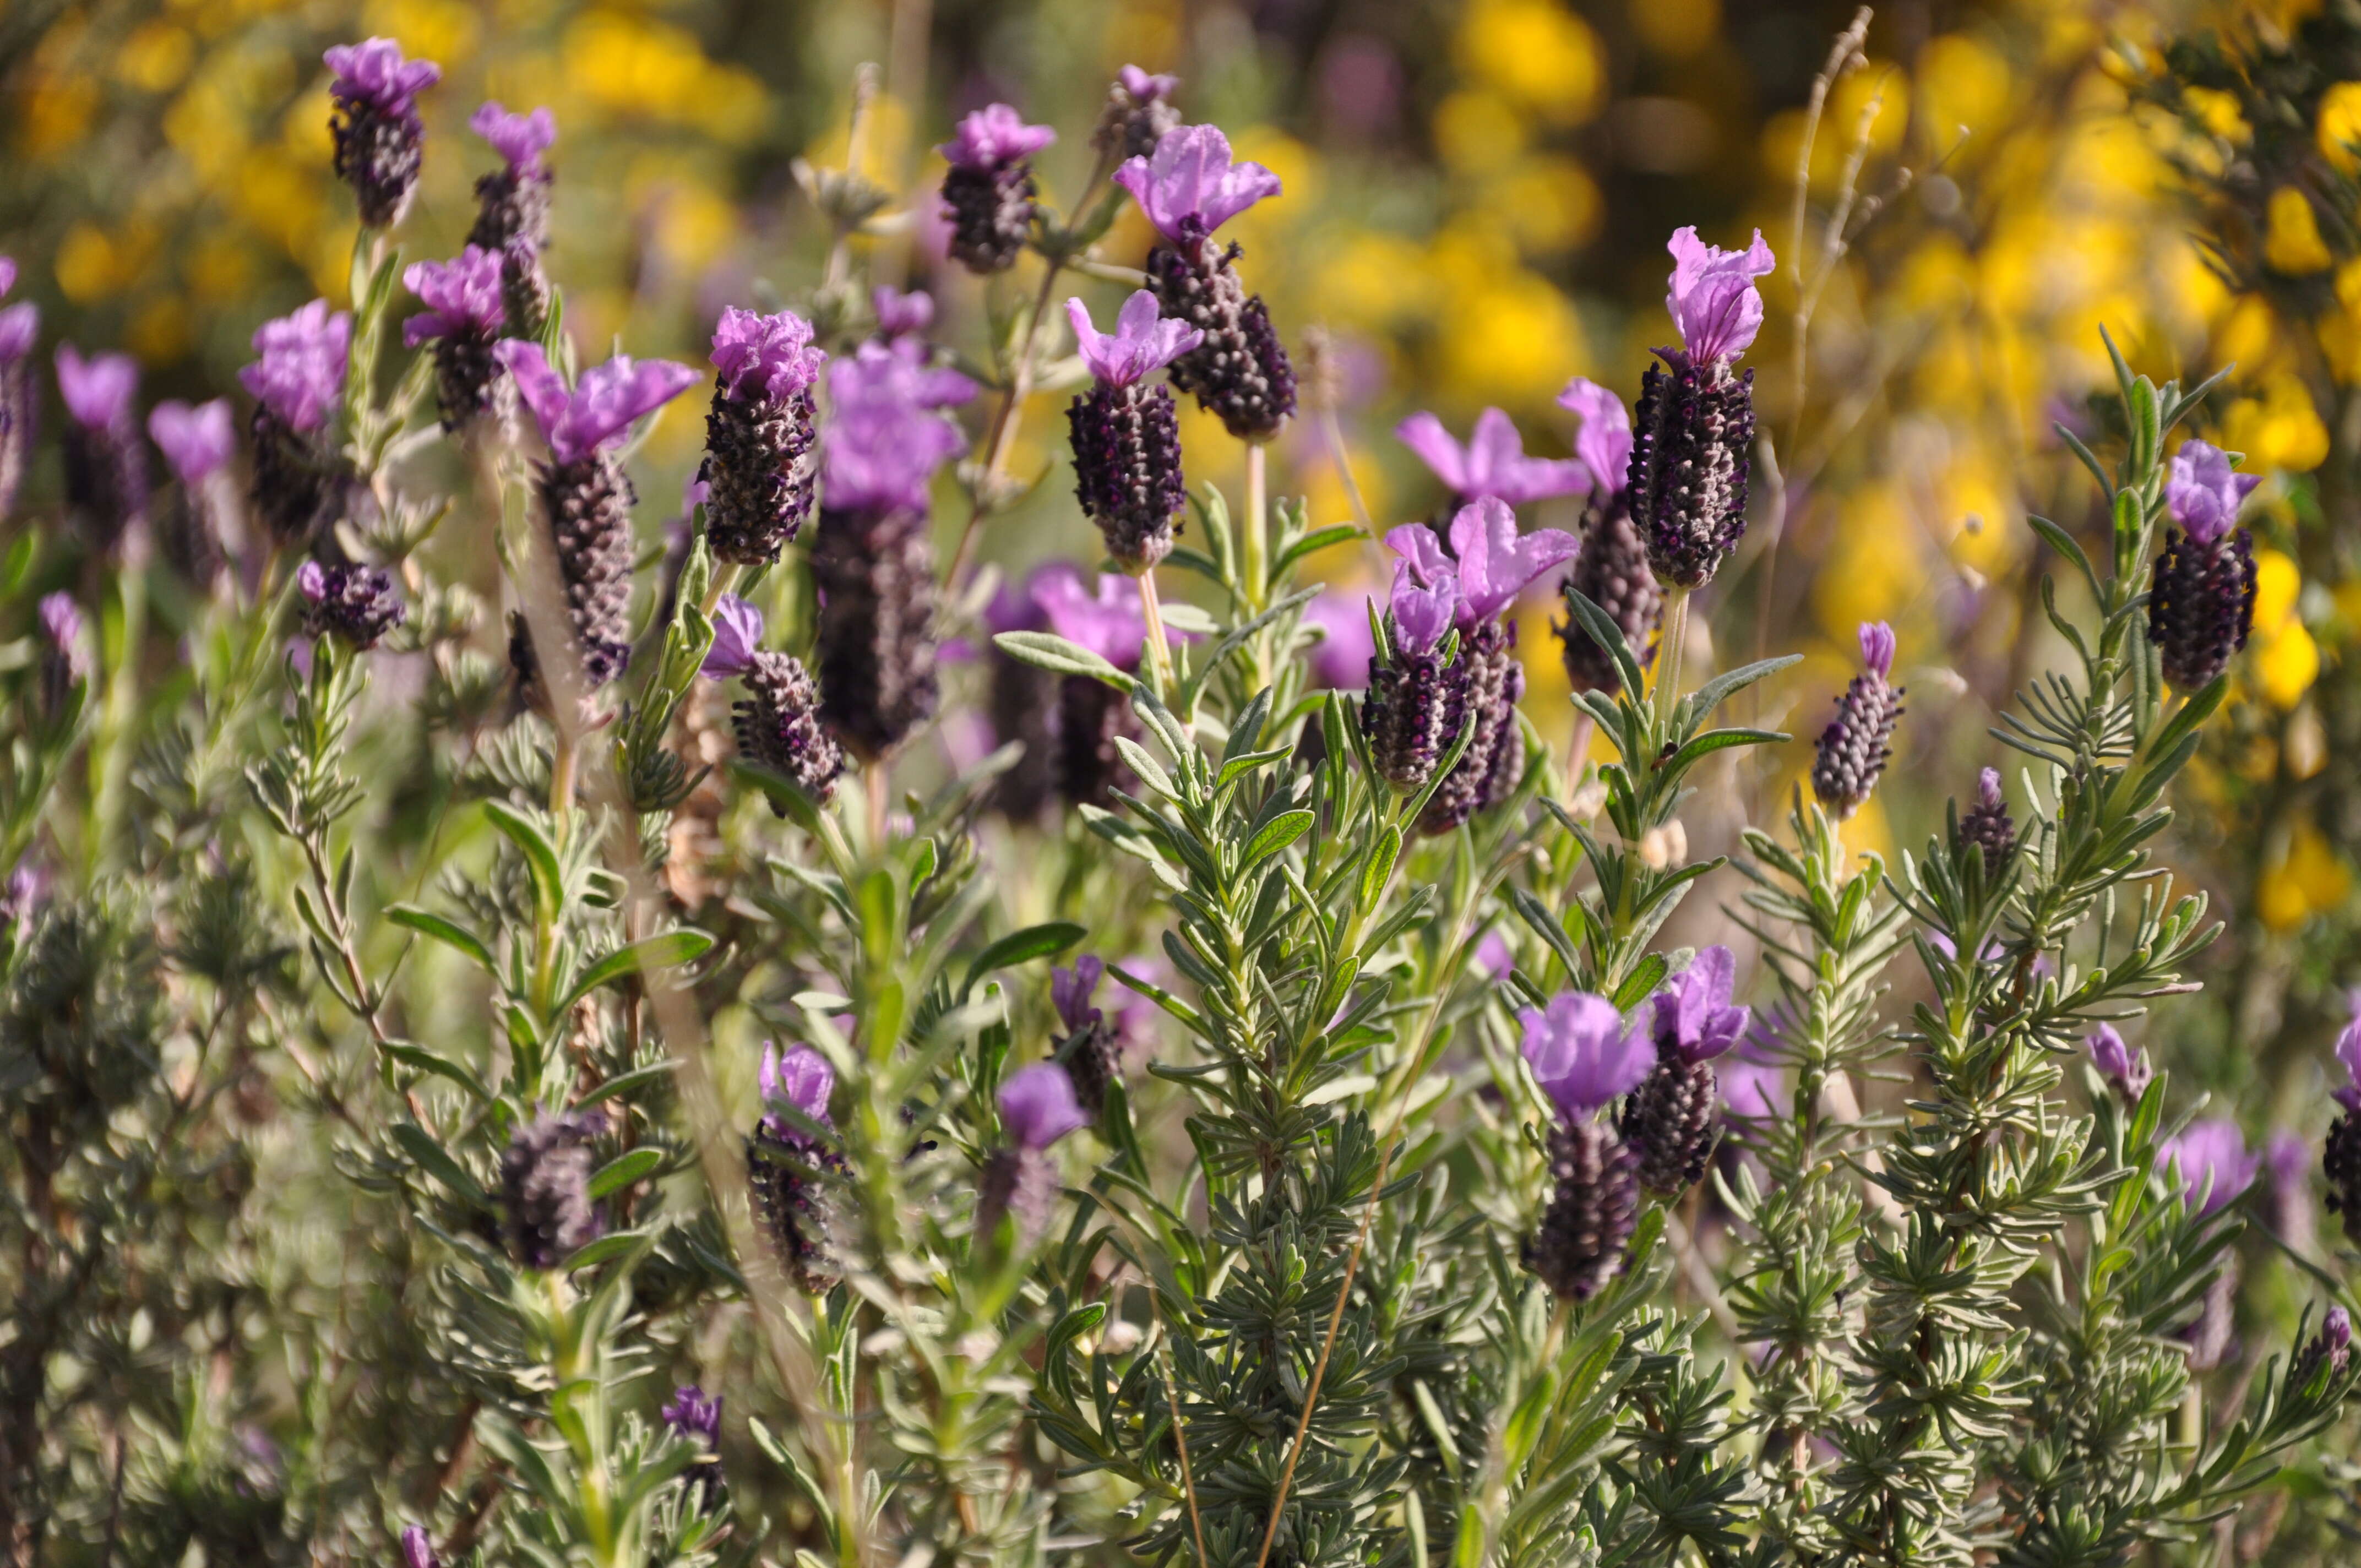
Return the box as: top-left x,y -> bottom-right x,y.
564,12 -> 766,142
2220,374 -> 2329,473
1812,484 -> 1923,636
2257,820 -> 2350,931
18,75 -> 100,160
2249,548 -> 2319,709
1323,231 -> 1432,329
1629,0 -> 1719,58
2183,85 -> 2251,145
1493,156 -> 1601,254
1916,34 -> 2012,150
115,22 -> 195,94
1434,269 -> 1586,407
363,0 -> 480,70
1455,0 -> 1603,127
2263,186 -> 2331,275
1434,90 -> 1527,176
2317,80 -> 2361,173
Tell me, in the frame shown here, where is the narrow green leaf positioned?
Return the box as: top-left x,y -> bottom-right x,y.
384,903 -> 497,972
1610,955 -> 1668,1012
964,922 -> 1087,994
382,1042 -> 492,1102
586,1147 -> 665,1200
393,1121 -> 487,1206
993,629 -> 1125,685
559,929 -> 715,1012
1242,809 -> 1314,868
481,799 -> 563,922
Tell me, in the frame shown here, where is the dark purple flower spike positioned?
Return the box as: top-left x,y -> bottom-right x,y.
701,592 -> 844,806
1035,571 -> 1166,809
55,344 -> 148,556
1066,291 -> 1201,571
1098,65 -> 1182,161
2149,439 -> 2259,694
1959,766 -> 2016,874
241,300 -> 352,546
500,1113 -> 602,1269
149,398 -> 237,584
939,105 -> 1056,275
404,247 -> 508,429
325,38 -> 440,228
978,1063 -> 1086,1247
1519,992 -> 1651,1300
467,101 -> 558,337
1553,377 -> 1660,696
0,260 -> 36,523
700,308 -> 826,566
1621,946 -> 1748,1195
298,559 -> 406,650
747,1041 -> 848,1293
1811,621 -> 1903,820
2327,1003 -> 2361,1246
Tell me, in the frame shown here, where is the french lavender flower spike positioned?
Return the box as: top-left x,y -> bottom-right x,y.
1035,571 -> 1163,808
325,37 -> 440,229
758,1041 -> 835,1135
242,300 -> 353,546
2149,438 -> 2260,694
55,344 -> 148,556
149,397 -> 236,584
702,593 -> 766,678
979,1063 -> 1087,1247
1811,620 -> 1903,820
2327,999 -> 2361,1245
1959,766 -> 2017,874
1051,955 -> 1125,1116
1098,65 -> 1182,162
1065,291 -> 1200,573
2085,1023 -> 2152,1101
938,104 -> 1057,275
1622,946 -> 1748,1196
1630,226 -> 1774,590
702,307 -> 826,566
1396,408 -> 1587,510
298,559 -> 407,651
1517,990 -> 1649,1299
499,1113 -> 603,1270
402,246 -> 508,430
1362,558 -> 1466,792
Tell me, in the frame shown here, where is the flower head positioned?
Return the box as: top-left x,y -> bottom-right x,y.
1652,946 -> 1750,1065
660,1385 -> 723,1447
495,341 -> 699,465
39,593 -> 85,675
2086,1024 -> 2152,1098
56,346 -> 137,432
1557,378 -> 1633,498
471,101 -> 556,170
0,301 -> 37,362
822,342 -> 974,515
2166,439 -> 2261,548
325,37 -> 440,113
712,307 -> 825,403
241,301 -> 352,433
401,1526 -> 440,1568
1119,65 -> 1178,101
759,1041 -> 835,1130
873,286 -> 934,339
1419,498 -> 1580,623
1665,226 -> 1776,364
1052,955 -> 1106,1035
1396,408 -> 1587,506
2159,1119 -> 2259,1213
1520,992 -> 1655,1118
940,104 -> 1057,170
1303,588 -> 1377,689
148,399 -> 236,485
1115,125 -> 1283,244
1065,291 -> 1203,389
402,247 -> 505,346
1387,559 -> 1459,656
703,594 -> 766,678
999,1062 -> 1089,1149
1034,570 -> 1160,671
1859,620 -> 1896,678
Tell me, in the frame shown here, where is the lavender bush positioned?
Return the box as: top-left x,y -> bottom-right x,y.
0,31 -> 2354,1568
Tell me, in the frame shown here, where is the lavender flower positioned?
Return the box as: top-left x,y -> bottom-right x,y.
35,592 -> 89,731
872,286 -> 934,340
758,1041 -> 835,1139
500,1113 -> 602,1270
747,1041 -> 847,1292
700,308 -> 826,565
2327,1004 -> 2361,1246
297,559 -> 406,650
400,1526 -> 440,1568
1553,377 -> 1660,696
978,1063 -> 1086,1247
241,301 -> 352,545
1619,947 -> 1748,1195
55,345 -> 148,554
939,105 -> 1056,274
701,594 -> 844,806
1959,766 -> 2016,875
0,263 -> 36,521
1629,227 -> 1774,589
467,102 -> 557,336
1036,571 -> 1161,808
662,1384 -> 723,1446
1050,955 -> 1124,1116
1361,560 -> 1466,792
1518,992 -> 1650,1299
404,246 -> 508,429
1810,622 -> 1903,820
2294,1306 -> 2352,1386
1302,589 -> 1376,691
148,395 -> 239,582
1065,291 -> 1201,571
325,38 -> 439,228
1122,126 -> 1296,442
2086,1024 -> 2152,1101
984,562 -> 1073,821
1396,408 -> 1587,509
1097,65 -> 1182,162
497,341 -> 700,687
2148,439 -> 2260,693
1,861 -> 49,936
2158,1118 -> 2259,1214
819,342 -> 973,518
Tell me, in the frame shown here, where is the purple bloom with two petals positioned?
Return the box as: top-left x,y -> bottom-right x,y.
1116,126 -> 1283,246
325,37 -> 440,112
1396,409 -> 1587,508
1444,497 -> 1580,623
1665,227 -> 1777,366
1065,292 -> 1198,569
940,105 -> 1057,170
1302,588 -> 1377,690
873,286 -> 934,340
1556,378 -> 1633,499
939,106 -> 1056,274
2166,440 -> 2261,549
2158,1118 -> 2260,1213
1034,570 -> 1166,674
1652,946 -> 1750,1065
56,346 -> 137,434
402,247 -> 505,346
759,1041 -> 835,1142
1068,291 -> 1204,388
1053,956 -> 1108,1036
149,400 -> 235,485
999,1063 -> 1089,1150
1520,993 -> 1655,1118
703,594 -> 766,678
1120,66 -> 1179,101
2087,1024 -> 2152,1099
1386,560 -> 1459,657
471,101 -> 556,170
325,39 -> 440,228
821,342 -> 975,518
241,301 -> 352,434
56,346 -> 146,551
496,341 -> 700,466
712,307 -> 826,404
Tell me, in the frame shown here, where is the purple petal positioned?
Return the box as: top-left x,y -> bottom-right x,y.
1387,561 -> 1458,656
470,101 -> 556,169
999,1062 -> 1089,1148
703,593 -> 766,677
1519,991 -> 1654,1117
761,1042 -> 835,1124
1113,125 -> 1281,244
1052,956 -> 1105,1034
241,300 -> 351,433
1035,570 -> 1151,671
712,306 -> 824,402
148,398 -> 236,484
0,302 -> 39,363
940,104 -> 1056,170
494,340 -> 570,449
1858,620 -> 1896,678
1557,377 -> 1633,498
1384,522 -> 1452,586
1067,291 -> 1201,387
55,344 -> 138,432
404,247 -> 505,339
401,1526 -> 439,1568
1118,65 -> 1178,101
873,286 -> 934,338
1449,497 -> 1578,622
1464,407 -> 1587,505
2159,1119 -> 2259,1214
1395,412 -> 1470,493
2164,439 -> 2261,547
1302,589 -> 1377,690
0,258 -> 14,298
1665,226 -> 1776,364
324,37 -> 440,112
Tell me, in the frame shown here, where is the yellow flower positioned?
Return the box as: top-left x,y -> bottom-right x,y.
1629,0 -> 1720,58
1811,484 -> 1923,636
2184,85 -> 2251,145
2318,81 -> 2361,173
1434,90 -> 1527,176
2219,375 -> 2329,473
1455,0 -> 1604,126
2257,820 -> 2350,932
2249,550 -> 2318,710
1916,34 -> 2012,148
115,22 -> 194,95
2263,186 -> 2331,275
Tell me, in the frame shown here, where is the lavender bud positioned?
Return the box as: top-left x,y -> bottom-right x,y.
538,450 -> 638,686
2148,529 -> 2257,694
36,593 -> 89,729
466,102 -> 556,255
1555,500 -> 1661,696
1094,66 -> 1182,162
325,39 -> 440,230
1619,1055 -> 1721,1197
1051,957 -> 1121,1118
937,106 -> 1056,275
1958,766 -> 2016,874
499,1114 -> 602,1270
660,1384 -> 725,1498
1362,634 -> 1468,794
700,310 -> 824,566
812,509 -> 940,761
1810,622 -> 1903,820
242,302 -> 353,546
400,1525 -> 440,1568
1417,618 -> 1523,837
2086,1025 -> 2152,1102
2296,1306 -> 2352,1383
1524,1117 -> 1640,1302
297,560 -> 406,650
731,650 -> 844,806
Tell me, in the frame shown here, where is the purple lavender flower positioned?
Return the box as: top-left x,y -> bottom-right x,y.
1302,588 -> 1376,691
1520,992 -> 1655,1118
703,594 -> 766,678
1362,560 -> 1465,791
1557,378 -> 1633,499
500,1113 -> 603,1269
325,37 -> 440,228
1053,956 -> 1108,1036
701,308 -> 826,565
872,287 -> 934,340
1035,571 -> 1160,808
1050,955 -> 1127,1115
34,593 -> 88,730
400,1526 -> 440,1568
1065,291 -> 1200,571
1959,766 -> 2016,874
661,1384 -> 725,1496
467,102 -> 557,334
242,301 -> 351,437
759,1042 -> 835,1137
472,101 -> 555,171
820,341 -> 973,518
703,599 -> 844,804
1000,1061 -> 1089,1148
2086,1024 -> 2152,1101
497,341 -> 699,687
1433,497 -> 1579,625
2158,1118 -> 2259,1214
1552,379 -> 1654,698
1396,409 -> 1587,509
747,1042 -> 848,1292
1519,991 -> 1648,1298
938,105 -> 1056,274
404,246 -> 508,429
985,561 -> 1075,821
1,861 -> 50,935
1098,66 -> 1183,161
0,263 -> 36,522
149,399 -> 235,487
1618,947 -> 1749,1196
1035,570 -> 1156,674
2150,439 -> 2260,693
1811,622 -> 1904,820
2329,1000 -> 2361,1246
1629,228 -> 1773,589
1650,946 -> 1750,1065
55,345 -> 148,553
297,559 -> 406,650
1117,126 -> 1283,244
978,1063 -> 1086,1246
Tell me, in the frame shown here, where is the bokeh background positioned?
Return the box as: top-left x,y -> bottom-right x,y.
4,0 -> 2358,1244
